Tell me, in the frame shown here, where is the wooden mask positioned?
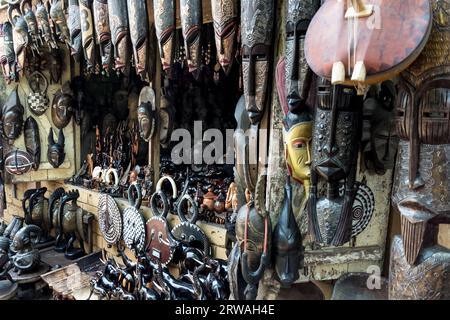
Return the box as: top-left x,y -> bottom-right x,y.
308,79 -> 364,246
138,86 -> 156,142
47,128 -> 65,168
0,22 -> 16,83
285,0 -> 319,112
68,0 -> 82,60
24,116 -> 41,171
35,0 -> 58,50
241,0 -> 275,125
108,0 -> 130,74
153,0 -> 175,73
8,4 -> 29,76
390,0 -> 450,281
93,0 -> 112,73
211,0 -> 238,75
1,87 -> 24,145
127,0 -> 149,80
51,82 -> 74,129
20,0 -> 40,54
49,0 -> 71,46
180,0 -> 202,78
79,0 -> 96,72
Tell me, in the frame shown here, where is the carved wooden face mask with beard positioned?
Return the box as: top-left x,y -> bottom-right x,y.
390,1 -> 450,281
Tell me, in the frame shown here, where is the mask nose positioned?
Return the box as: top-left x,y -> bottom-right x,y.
247,96 -> 261,125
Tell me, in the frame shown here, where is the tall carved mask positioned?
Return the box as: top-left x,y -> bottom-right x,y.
24,116 -> 41,171
50,0 -> 71,46
153,0 -> 175,73
391,0 -> 450,267
0,22 -> 16,83
308,79 -> 364,246
127,0 -> 149,80
20,0 -> 40,54
68,0 -> 82,60
211,0 -> 238,75
47,128 -> 65,168
1,87 -> 24,145
93,0 -> 112,73
79,0 -> 96,72
35,0 -> 58,50
108,0 -> 130,74
9,5 -> 29,76
180,0 -> 202,78
52,82 -> 74,129
285,0 -> 319,112
241,0 -> 275,125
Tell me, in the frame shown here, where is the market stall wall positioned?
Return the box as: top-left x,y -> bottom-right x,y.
0,0 -> 449,296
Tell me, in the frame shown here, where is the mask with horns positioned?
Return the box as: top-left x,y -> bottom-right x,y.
47,128 -> 65,168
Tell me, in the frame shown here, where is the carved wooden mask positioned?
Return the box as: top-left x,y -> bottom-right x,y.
108,0 -> 130,74
49,0 -> 71,46
35,0 -> 58,50
9,5 -> 29,75
138,86 -> 156,142
0,22 -> 16,83
24,116 -> 41,171
79,0 -> 95,72
92,0 -> 112,72
211,0 -> 238,75
180,0 -> 202,78
308,79 -> 363,246
127,0 -> 149,80
47,128 -> 65,168
52,82 -> 74,129
391,0 -> 450,267
285,0 -> 319,112
68,0 -> 82,59
241,0 -> 275,125
154,0 -> 175,73
1,87 -> 24,145
20,0 -> 39,54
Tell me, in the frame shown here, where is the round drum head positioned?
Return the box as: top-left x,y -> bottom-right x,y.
98,194 -> 122,245
123,206 -> 146,252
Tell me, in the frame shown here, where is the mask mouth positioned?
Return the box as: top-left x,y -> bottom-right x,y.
287,92 -> 304,111
316,158 -> 346,181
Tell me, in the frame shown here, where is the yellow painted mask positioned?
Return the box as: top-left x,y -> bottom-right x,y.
285,121 -> 312,193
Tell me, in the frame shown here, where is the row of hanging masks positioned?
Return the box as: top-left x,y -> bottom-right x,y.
65,0 -> 153,79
